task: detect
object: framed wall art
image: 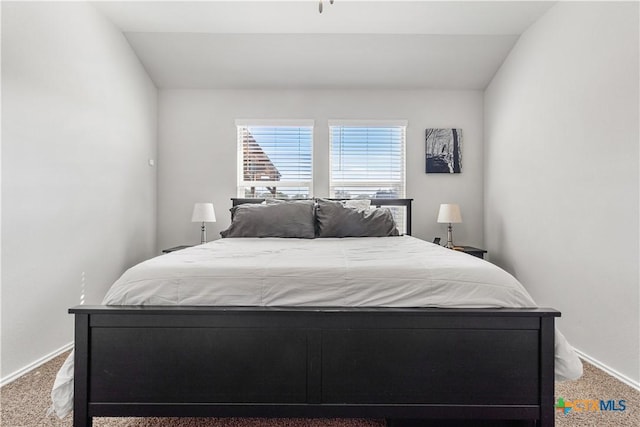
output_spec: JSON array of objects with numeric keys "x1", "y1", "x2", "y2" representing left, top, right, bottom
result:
[{"x1": 425, "y1": 128, "x2": 462, "y2": 174}]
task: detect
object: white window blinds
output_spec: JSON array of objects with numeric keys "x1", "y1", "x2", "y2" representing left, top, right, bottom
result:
[
  {"x1": 329, "y1": 120, "x2": 407, "y2": 199},
  {"x1": 236, "y1": 120, "x2": 313, "y2": 199},
  {"x1": 329, "y1": 120, "x2": 407, "y2": 233}
]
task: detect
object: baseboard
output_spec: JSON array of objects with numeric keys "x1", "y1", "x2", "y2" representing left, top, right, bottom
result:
[
  {"x1": 0, "y1": 341, "x2": 73, "y2": 388},
  {"x1": 574, "y1": 348, "x2": 640, "y2": 391}
]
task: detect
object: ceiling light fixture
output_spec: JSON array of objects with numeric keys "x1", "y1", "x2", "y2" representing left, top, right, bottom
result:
[{"x1": 319, "y1": 0, "x2": 334, "y2": 14}]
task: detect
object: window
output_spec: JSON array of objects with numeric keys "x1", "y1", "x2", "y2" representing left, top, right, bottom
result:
[
  {"x1": 329, "y1": 120, "x2": 406, "y2": 199},
  {"x1": 329, "y1": 120, "x2": 407, "y2": 232},
  {"x1": 236, "y1": 120, "x2": 313, "y2": 199}
]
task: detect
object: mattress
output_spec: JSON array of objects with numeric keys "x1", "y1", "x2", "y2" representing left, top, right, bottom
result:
[{"x1": 51, "y1": 236, "x2": 583, "y2": 418}]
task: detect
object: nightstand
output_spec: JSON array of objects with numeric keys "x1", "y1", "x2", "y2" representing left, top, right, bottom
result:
[
  {"x1": 453, "y1": 246, "x2": 487, "y2": 259},
  {"x1": 162, "y1": 245, "x2": 192, "y2": 254}
]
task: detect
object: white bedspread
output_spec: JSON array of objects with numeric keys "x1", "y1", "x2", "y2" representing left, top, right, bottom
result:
[
  {"x1": 51, "y1": 236, "x2": 583, "y2": 418},
  {"x1": 105, "y1": 236, "x2": 538, "y2": 307}
]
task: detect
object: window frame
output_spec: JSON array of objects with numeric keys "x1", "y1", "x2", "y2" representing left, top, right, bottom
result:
[
  {"x1": 328, "y1": 119, "x2": 408, "y2": 199},
  {"x1": 235, "y1": 119, "x2": 314, "y2": 199}
]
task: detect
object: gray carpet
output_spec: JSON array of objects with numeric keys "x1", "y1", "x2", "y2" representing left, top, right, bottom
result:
[{"x1": 1, "y1": 351, "x2": 638, "y2": 426}]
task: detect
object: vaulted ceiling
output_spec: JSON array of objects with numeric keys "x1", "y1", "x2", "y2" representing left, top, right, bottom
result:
[{"x1": 94, "y1": 1, "x2": 555, "y2": 89}]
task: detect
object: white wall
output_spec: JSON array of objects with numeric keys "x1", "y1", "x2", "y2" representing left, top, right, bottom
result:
[
  {"x1": 484, "y1": 2, "x2": 639, "y2": 383},
  {"x1": 1, "y1": 2, "x2": 157, "y2": 380},
  {"x1": 157, "y1": 89, "x2": 483, "y2": 250}
]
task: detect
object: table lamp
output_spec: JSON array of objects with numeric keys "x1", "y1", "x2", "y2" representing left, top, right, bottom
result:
[
  {"x1": 437, "y1": 204, "x2": 462, "y2": 249},
  {"x1": 191, "y1": 203, "x2": 216, "y2": 244}
]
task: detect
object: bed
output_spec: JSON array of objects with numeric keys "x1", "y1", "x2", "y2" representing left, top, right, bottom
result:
[{"x1": 58, "y1": 198, "x2": 582, "y2": 427}]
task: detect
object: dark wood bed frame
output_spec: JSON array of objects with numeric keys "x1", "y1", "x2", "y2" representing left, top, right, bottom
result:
[{"x1": 70, "y1": 199, "x2": 558, "y2": 427}]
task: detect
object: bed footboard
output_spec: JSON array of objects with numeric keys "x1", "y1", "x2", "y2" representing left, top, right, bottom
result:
[{"x1": 70, "y1": 306, "x2": 557, "y2": 427}]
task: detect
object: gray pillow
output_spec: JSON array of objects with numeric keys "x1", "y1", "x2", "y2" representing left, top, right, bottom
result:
[
  {"x1": 221, "y1": 200, "x2": 315, "y2": 238},
  {"x1": 315, "y1": 199, "x2": 400, "y2": 237}
]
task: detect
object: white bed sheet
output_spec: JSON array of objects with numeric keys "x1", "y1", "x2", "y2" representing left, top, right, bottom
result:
[{"x1": 51, "y1": 236, "x2": 583, "y2": 418}]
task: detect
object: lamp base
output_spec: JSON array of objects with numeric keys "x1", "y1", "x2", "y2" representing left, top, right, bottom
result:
[
  {"x1": 200, "y1": 223, "x2": 207, "y2": 244},
  {"x1": 446, "y1": 223, "x2": 454, "y2": 249}
]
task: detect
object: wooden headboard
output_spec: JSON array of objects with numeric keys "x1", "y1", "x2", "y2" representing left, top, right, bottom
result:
[{"x1": 230, "y1": 198, "x2": 414, "y2": 235}]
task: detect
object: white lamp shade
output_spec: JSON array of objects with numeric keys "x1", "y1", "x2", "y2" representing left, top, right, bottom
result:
[
  {"x1": 437, "y1": 204, "x2": 462, "y2": 223},
  {"x1": 191, "y1": 203, "x2": 216, "y2": 223}
]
